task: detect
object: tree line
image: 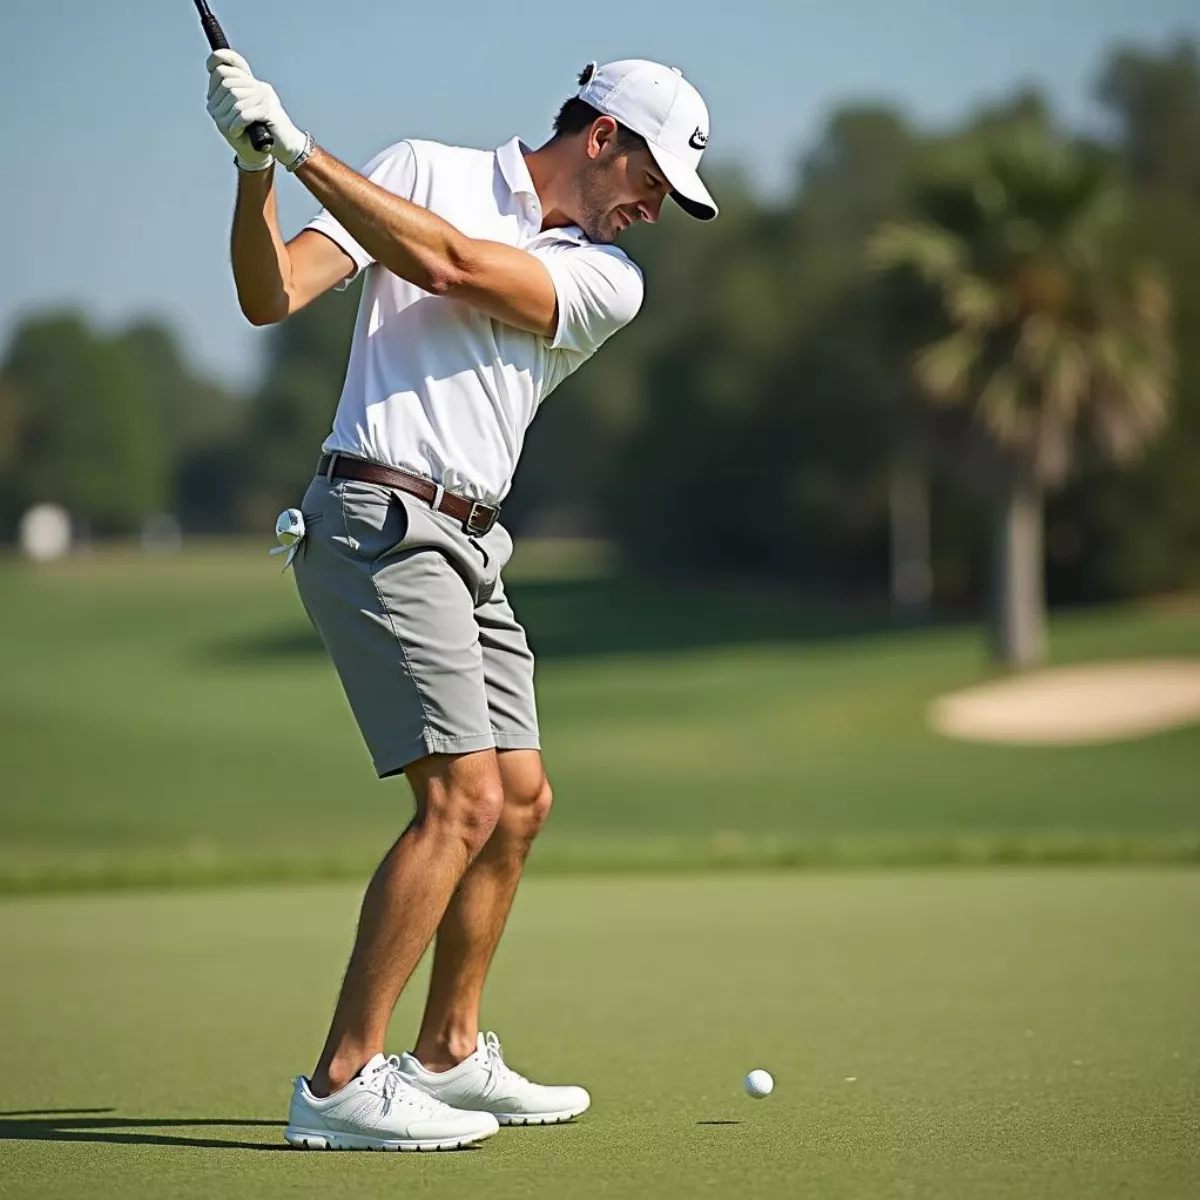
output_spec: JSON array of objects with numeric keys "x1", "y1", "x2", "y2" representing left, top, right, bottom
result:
[{"x1": 3, "y1": 38, "x2": 1198, "y2": 661}]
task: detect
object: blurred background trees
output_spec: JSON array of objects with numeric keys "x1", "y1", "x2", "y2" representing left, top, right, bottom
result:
[
  {"x1": 870, "y1": 115, "x2": 1174, "y2": 665},
  {"x1": 3, "y1": 37, "x2": 1199, "y2": 665}
]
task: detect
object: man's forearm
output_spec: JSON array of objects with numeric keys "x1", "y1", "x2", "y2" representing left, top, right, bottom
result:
[
  {"x1": 295, "y1": 147, "x2": 469, "y2": 295},
  {"x1": 231, "y1": 166, "x2": 294, "y2": 325}
]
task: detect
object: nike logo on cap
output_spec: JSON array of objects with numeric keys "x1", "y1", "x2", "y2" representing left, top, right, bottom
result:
[{"x1": 688, "y1": 127, "x2": 708, "y2": 150}]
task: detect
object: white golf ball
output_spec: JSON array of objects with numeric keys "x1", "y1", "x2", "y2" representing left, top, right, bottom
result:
[{"x1": 744, "y1": 1069, "x2": 774, "y2": 1099}]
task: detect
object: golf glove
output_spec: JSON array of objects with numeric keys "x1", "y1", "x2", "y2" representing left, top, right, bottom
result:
[
  {"x1": 269, "y1": 508, "x2": 306, "y2": 571},
  {"x1": 206, "y1": 50, "x2": 308, "y2": 171}
]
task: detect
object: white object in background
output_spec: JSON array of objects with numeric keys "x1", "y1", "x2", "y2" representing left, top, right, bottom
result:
[
  {"x1": 744, "y1": 1069, "x2": 774, "y2": 1099},
  {"x1": 270, "y1": 508, "x2": 306, "y2": 571},
  {"x1": 18, "y1": 504, "x2": 71, "y2": 562},
  {"x1": 141, "y1": 513, "x2": 183, "y2": 554}
]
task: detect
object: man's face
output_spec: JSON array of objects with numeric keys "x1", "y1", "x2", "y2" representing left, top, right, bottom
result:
[{"x1": 570, "y1": 122, "x2": 670, "y2": 244}]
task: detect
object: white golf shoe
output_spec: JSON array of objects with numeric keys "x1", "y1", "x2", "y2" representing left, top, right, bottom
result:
[
  {"x1": 398, "y1": 1031, "x2": 591, "y2": 1126},
  {"x1": 284, "y1": 1052, "x2": 500, "y2": 1150}
]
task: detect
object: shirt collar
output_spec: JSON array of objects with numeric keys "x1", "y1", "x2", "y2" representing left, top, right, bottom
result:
[
  {"x1": 496, "y1": 136, "x2": 597, "y2": 246},
  {"x1": 496, "y1": 137, "x2": 541, "y2": 209}
]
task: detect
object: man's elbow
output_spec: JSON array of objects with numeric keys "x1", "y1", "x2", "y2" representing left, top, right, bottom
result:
[
  {"x1": 240, "y1": 298, "x2": 289, "y2": 327},
  {"x1": 421, "y1": 234, "x2": 476, "y2": 298},
  {"x1": 422, "y1": 270, "x2": 465, "y2": 298}
]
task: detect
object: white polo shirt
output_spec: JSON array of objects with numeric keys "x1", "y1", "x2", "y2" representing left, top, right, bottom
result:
[{"x1": 305, "y1": 137, "x2": 645, "y2": 504}]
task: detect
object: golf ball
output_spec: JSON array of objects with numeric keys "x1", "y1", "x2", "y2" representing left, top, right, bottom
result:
[{"x1": 744, "y1": 1069, "x2": 774, "y2": 1099}]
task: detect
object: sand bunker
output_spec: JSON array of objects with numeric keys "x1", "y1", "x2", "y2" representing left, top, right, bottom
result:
[{"x1": 929, "y1": 659, "x2": 1200, "y2": 745}]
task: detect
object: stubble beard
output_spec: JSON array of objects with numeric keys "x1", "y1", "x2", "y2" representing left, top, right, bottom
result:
[{"x1": 571, "y1": 160, "x2": 623, "y2": 245}]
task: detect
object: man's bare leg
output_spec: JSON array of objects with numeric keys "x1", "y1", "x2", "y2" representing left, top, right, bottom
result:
[
  {"x1": 410, "y1": 750, "x2": 552, "y2": 1070},
  {"x1": 309, "y1": 749, "x2": 505, "y2": 1097}
]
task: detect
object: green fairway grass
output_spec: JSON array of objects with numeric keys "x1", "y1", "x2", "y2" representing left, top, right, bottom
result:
[
  {"x1": 1, "y1": 545, "x2": 1199, "y2": 890},
  {"x1": 1, "y1": 872, "x2": 1197, "y2": 1199}
]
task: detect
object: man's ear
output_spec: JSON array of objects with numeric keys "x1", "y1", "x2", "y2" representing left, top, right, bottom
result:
[{"x1": 586, "y1": 115, "x2": 620, "y2": 160}]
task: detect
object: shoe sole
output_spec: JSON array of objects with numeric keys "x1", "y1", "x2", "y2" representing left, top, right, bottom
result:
[
  {"x1": 494, "y1": 1105, "x2": 590, "y2": 1127},
  {"x1": 284, "y1": 1126, "x2": 496, "y2": 1151}
]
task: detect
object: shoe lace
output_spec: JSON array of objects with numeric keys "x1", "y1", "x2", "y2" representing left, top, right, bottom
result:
[
  {"x1": 370, "y1": 1054, "x2": 436, "y2": 1117},
  {"x1": 481, "y1": 1031, "x2": 529, "y2": 1100}
]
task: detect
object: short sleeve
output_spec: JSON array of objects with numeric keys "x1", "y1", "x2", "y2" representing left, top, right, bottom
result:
[
  {"x1": 532, "y1": 242, "x2": 645, "y2": 357},
  {"x1": 305, "y1": 141, "x2": 418, "y2": 288}
]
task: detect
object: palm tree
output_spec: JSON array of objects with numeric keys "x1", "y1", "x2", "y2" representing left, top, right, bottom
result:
[{"x1": 869, "y1": 121, "x2": 1174, "y2": 666}]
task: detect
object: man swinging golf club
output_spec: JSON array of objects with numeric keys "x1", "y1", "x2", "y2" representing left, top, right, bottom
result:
[{"x1": 205, "y1": 49, "x2": 717, "y2": 1151}]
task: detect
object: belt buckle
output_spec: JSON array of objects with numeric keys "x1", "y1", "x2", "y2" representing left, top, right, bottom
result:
[{"x1": 465, "y1": 501, "x2": 498, "y2": 536}]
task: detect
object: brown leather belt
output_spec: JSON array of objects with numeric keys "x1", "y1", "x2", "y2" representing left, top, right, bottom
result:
[{"x1": 316, "y1": 453, "x2": 500, "y2": 536}]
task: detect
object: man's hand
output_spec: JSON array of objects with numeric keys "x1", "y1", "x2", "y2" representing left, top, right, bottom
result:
[{"x1": 206, "y1": 50, "x2": 308, "y2": 170}]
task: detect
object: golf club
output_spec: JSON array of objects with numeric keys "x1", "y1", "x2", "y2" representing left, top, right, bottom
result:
[{"x1": 192, "y1": 0, "x2": 274, "y2": 152}]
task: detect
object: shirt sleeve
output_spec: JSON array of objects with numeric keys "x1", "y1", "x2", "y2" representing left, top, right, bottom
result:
[
  {"x1": 304, "y1": 140, "x2": 418, "y2": 288},
  {"x1": 532, "y1": 241, "x2": 645, "y2": 356}
]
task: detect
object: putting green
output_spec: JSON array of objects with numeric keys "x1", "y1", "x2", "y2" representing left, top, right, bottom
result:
[{"x1": 2, "y1": 871, "x2": 1197, "y2": 1198}]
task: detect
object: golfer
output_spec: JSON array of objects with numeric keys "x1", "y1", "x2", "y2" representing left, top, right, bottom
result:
[{"x1": 206, "y1": 51, "x2": 717, "y2": 1151}]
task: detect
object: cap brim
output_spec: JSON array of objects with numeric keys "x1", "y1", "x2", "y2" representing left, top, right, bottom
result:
[{"x1": 647, "y1": 142, "x2": 718, "y2": 220}]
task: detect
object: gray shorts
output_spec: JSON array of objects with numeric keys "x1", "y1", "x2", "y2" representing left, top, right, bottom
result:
[{"x1": 292, "y1": 474, "x2": 540, "y2": 777}]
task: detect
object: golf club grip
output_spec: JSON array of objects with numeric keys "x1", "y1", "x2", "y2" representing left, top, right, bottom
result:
[
  {"x1": 199, "y1": 10, "x2": 275, "y2": 152},
  {"x1": 245, "y1": 122, "x2": 275, "y2": 153}
]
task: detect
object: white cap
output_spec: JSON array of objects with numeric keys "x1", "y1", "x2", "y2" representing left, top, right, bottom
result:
[{"x1": 577, "y1": 59, "x2": 717, "y2": 220}]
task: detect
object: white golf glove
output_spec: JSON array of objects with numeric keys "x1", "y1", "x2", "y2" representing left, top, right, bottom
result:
[{"x1": 206, "y1": 49, "x2": 309, "y2": 171}]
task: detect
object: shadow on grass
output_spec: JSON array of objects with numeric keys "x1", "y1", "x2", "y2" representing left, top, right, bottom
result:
[
  {"x1": 696, "y1": 1120, "x2": 742, "y2": 1126},
  {"x1": 0, "y1": 1108, "x2": 115, "y2": 1117},
  {"x1": 206, "y1": 576, "x2": 915, "y2": 665},
  {"x1": 0, "y1": 1108, "x2": 488, "y2": 1153},
  {"x1": 0, "y1": 1109, "x2": 289, "y2": 1153}
]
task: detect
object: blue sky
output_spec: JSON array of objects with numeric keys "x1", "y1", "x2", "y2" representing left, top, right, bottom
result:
[{"x1": 1, "y1": 0, "x2": 1196, "y2": 390}]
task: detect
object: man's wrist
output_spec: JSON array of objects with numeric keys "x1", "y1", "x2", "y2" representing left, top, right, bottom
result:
[
  {"x1": 284, "y1": 132, "x2": 317, "y2": 173},
  {"x1": 236, "y1": 153, "x2": 274, "y2": 173}
]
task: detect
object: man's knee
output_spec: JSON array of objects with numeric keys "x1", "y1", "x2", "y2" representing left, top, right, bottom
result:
[
  {"x1": 412, "y1": 755, "x2": 505, "y2": 859},
  {"x1": 499, "y1": 774, "x2": 553, "y2": 849}
]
